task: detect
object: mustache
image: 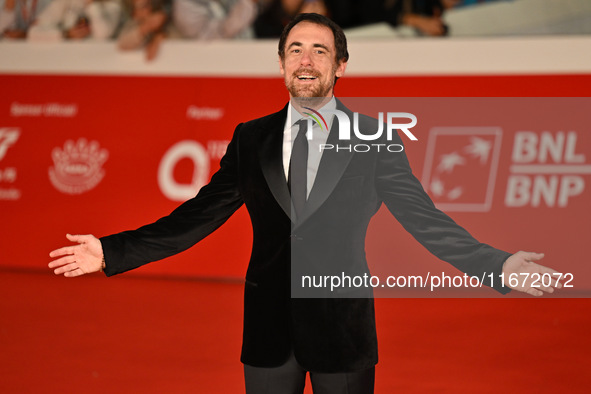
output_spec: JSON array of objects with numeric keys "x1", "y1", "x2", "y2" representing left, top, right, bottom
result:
[{"x1": 292, "y1": 68, "x2": 321, "y2": 77}]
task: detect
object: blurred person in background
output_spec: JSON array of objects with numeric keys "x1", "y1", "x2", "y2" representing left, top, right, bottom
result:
[
  {"x1": 395, "y1": 0, "x2": 459, "y2": 36},
  {"x1": 326, "y1": 0, "x2": 460, "y2": 37},
  {"x1": 253, "y1": 0, "x2": 328, "y2": 38},
  {"x1": 172, "y1": 0, "x2": 259, "y2": 40},
  {"x1": 253, "y1": 0, "x2": 458, "y2": 38},
  {"x1": 0, "y1": 0, "x2": 52, "y2": 38},
  {"x1": 27, "y1": 0, "x2": 122, "y2": 40},
  {"x1": 117, "y1": 0, "x2": 169, "y2": 60}
]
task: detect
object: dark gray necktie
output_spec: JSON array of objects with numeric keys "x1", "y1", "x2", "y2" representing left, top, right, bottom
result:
[{"x1": 288, "y1": 119, "x2": 308, "y2": 219}]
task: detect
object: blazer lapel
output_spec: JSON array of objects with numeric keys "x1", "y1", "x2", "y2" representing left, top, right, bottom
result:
[{"x1": 258, "y1": 105, "x2": 293, "y2": 219}]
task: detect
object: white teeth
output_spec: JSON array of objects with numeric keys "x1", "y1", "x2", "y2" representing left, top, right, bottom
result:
[{"x1": 298, "y1": 75, "x2": 317, "y2": 80}]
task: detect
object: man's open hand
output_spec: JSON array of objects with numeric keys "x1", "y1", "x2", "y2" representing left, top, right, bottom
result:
[
  {"x1": 49, "y1": 234, "x2": 104, "y2": 277},
  {"x1": 502, "y1": 251, "x2": 563, "y2": 296}
]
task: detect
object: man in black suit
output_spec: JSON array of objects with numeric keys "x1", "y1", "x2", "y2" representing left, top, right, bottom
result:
[{"x1": 49, "y1": 13, "x2": 562, "y2": 394}]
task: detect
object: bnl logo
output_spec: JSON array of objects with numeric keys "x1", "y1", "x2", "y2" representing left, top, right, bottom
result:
[
  {"x1": 506, "y1": 131, "x2": 587, "y2": 207},
  {"x1": 422, "y1": 129, "x2": 587, "y2": 211}
]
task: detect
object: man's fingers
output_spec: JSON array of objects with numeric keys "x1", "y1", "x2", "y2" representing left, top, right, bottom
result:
[
  {"x1": 66, "y1": 233, "x2": 86, "y2": 243},
  {"x1": 53, "y1": 262, "x2": 78, "y2": 275},
  {"x1": 538, "y1": 265, "x2": 564, "y2": 289},
  {"x1": 48, "y1": 255, "x2": 76, "y2": 269},
  {"x1": 64, "y1": 268, "x2": 83, "y2": 278},
  {"x1": 49, "y1": 234, "x2": 85, "y2": 257},
  {"x1": 50, "y1": 234, "x2": 93, "y2": 258},
  {"x1": 535, "y1": 284, "x2": 555, "y2": 293},
  {"x1": 528, "y1": 263, "x2": 564, "y2": 289},
  {"x1": 522, "y1": 251, "x2": 545, "y2": 262},
  {"x1": 49, "y1": 246, "x2": 76, "y2": 258},
  {"x1": 509, "y1": 268, "x2": 561, "y2": 296},
  {"x1": 53, "y1": 262, "x2": 91, "y2": 277},
  {"x1": 525, "y1": 287, "x2": 544, "y2": 297},
  {"x1": 516, "y1": 280, "x2": 561, "y2": 296}
]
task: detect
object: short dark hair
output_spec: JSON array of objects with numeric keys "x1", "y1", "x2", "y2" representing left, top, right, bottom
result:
[{"x1": 278, "y1": 13, "x2": 349, "y2": 64}]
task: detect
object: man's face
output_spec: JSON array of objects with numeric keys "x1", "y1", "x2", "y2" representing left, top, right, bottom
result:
[{"x1": 279, "y1": 21, "x2": 347, "y2": 99}]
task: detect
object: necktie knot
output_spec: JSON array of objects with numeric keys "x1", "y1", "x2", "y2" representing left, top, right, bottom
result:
[{"x1": 294, "y1": 118, "x2": 309, "y2": 137}]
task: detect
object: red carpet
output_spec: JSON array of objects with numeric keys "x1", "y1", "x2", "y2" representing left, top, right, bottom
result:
[{"x1": 1, "y1": 270, "x2": 589, "y2": 393}]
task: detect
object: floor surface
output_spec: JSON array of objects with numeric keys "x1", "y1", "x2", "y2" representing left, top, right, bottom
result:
[{"x1": 1, "y1": 270, "x2": 589, "y2": 393}]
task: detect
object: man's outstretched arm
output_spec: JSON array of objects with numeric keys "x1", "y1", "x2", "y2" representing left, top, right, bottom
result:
[
  {"x1": 373, "y1": 123, "x2": 564, "y2": 296},
  {"x1": 49, "y1": 234, "x2": 105, "y2": 277},
  {"x1": 48, "y1": 122, "x2": 245, "y2": 278}
]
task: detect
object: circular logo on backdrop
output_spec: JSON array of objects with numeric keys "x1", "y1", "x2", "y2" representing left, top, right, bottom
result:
[
  {"x1": 49, "y1": 138, "x2": 109, "y2": 195},
  {"x1": 158, "y1": 140, "x2": 210, "y2": 201}
]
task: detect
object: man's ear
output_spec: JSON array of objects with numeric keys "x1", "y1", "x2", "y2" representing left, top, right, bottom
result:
[
  {"x1": 279, "y1": 56, "x2": 285, "y2": 76},
  {"x1": 335, "y1": 60, "x2": 347, "y2": 78}
]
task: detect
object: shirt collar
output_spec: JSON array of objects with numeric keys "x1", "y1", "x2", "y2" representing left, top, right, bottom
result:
[{"x1": 287, "y1": 97, "x2": 337, "y2": 130}]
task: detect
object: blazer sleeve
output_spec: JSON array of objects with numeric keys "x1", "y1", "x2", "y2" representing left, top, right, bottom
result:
[
  {"x1": 375, "y1": 132, "x2": 512, "y2": 294},
  {"x1": 100, "y1": 124, "x2": 245, "y2": 276}
]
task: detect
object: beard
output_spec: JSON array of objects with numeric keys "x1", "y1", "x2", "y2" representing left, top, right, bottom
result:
[{"x1": 285, "y1": 67, "x2": 336, "y2": 99}]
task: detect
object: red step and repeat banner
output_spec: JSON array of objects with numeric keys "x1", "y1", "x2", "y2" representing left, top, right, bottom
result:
[{"x1": 1, "y1": 73, "x2": 590, "y2": 293}]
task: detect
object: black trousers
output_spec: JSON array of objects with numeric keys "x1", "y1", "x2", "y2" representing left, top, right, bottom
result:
[{"x1": 243, "y1": 352, "x2": 375, "y2": 394}]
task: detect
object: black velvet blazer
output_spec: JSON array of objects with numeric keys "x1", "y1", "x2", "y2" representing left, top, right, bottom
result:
[{"x1": 101, "y1": 101, "x2": 511, "y2": 373}]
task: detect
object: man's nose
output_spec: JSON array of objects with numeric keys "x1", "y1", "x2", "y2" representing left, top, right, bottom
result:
[{"x1": 300, "y1": 50, "x2": 313, "y2": 67}]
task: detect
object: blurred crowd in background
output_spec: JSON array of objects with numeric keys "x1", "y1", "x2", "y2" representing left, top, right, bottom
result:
[
  {"x1": 0, "y1": 0, "x2": 495, "y2": 48},
  {"x1": 0, "y1": 0, "x2": 586, "y2": 60}
]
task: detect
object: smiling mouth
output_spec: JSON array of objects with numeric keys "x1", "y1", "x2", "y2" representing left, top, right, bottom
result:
[
  {"x1": 297, "y1": 75, "x2": 318, "y2": 81},
  {"x1": 294, "y1": 68, "x2": 320, "y2": 81}
]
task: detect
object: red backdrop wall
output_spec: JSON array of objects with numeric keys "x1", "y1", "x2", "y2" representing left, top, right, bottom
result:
[{"x1": 1, "y1": 73, "x2": 589, "y2": 293}]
